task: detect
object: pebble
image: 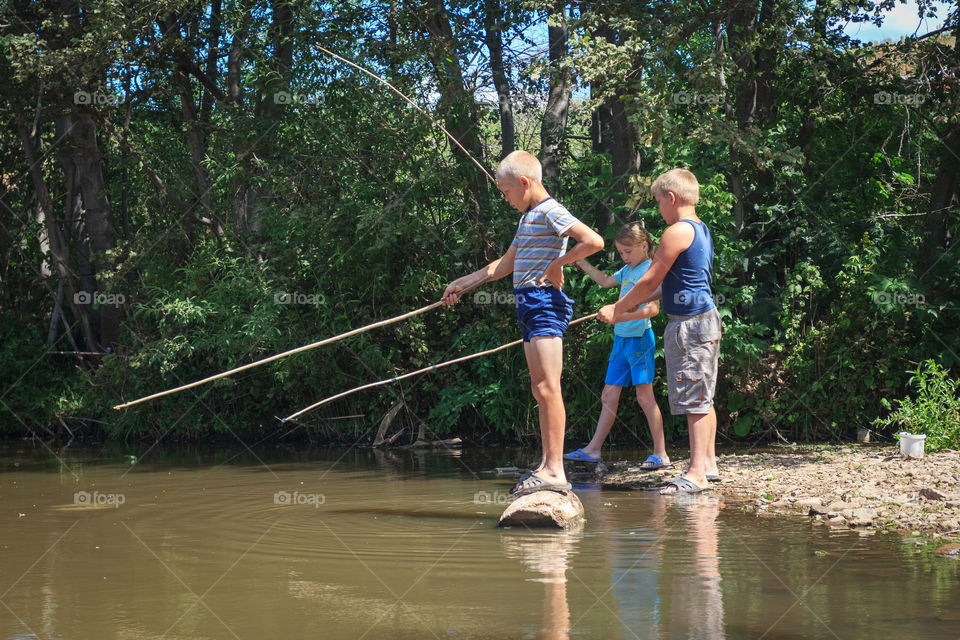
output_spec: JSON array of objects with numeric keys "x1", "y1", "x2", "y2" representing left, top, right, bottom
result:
[{"x1": 601, "y1": 445, "x2": 959, "y2": 538}]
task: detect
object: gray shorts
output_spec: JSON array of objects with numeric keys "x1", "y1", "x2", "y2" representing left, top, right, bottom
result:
[{"x1": 663, "y1": 307, "x2": 722, "y2": 415}]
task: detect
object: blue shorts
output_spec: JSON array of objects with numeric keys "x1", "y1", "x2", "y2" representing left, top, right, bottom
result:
[
  {"x1": 514, "y1": 287, "x2": 574, "y2": 342},
  {"x1": 605, "y1": 330, "x2": 655, "y2": 386}
]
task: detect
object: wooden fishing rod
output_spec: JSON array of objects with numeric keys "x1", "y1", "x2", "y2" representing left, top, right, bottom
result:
[
  {"x1": 282, "y1": 313, "x2": 598, "y2": 423},
  {"x1": 117, "y1": 46, "x2": 504, "y2": 413},
  {"x1": 113, "y1": 280, "x2": 487, "y2": 410}
]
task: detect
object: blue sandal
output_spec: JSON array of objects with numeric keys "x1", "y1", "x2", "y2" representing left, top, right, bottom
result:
[
  {"x1": 639, "y1": 454, "x2": 670, "y2": 471},
  {"x1": 563, "y1": 448, "x2": 601, "y2": 463}
]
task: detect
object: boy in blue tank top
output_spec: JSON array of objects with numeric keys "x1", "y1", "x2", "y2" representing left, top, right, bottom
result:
[
  {"x1": 564, "y1": 223, "x2": 668, "y2": 469},
  {"x1": 443, "y1": 151, "x2": 604, "y2": 496},
  {"x1": 598, "y1": 169, "x2": 722, "y2": 494}
]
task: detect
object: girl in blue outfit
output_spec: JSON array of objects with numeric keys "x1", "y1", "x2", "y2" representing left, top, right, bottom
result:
[{"x1": 565, "y1": 223, "x2": 669, "y2": 469}]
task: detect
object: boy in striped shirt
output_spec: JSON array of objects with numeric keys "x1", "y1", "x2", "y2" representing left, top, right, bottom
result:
[{"x1": 443, "y1": 151, "x2": 603, "y2": 496}]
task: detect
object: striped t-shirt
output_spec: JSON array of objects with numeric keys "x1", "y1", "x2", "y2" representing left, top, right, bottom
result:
[{"x1": 510, "y1": 198, "x2": 580, "y2": 289}]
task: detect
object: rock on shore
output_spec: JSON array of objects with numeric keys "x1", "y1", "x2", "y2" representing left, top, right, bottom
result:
[{"x1": 601, "y1": 445, "x2": 960, "y2": 537}]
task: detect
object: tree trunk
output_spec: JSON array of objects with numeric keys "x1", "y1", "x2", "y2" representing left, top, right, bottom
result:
[
  {"x1": 588, "y1": 6, "x2": 641, "y2": 230},
  {"x1": 424, "y1": 0, "x2": 488, "y2": 200},
  {"x1": 541, "y1": 2, "x2": 570, "y2": 195},
  {"x1": 923, "y1": 123, "x2": 958, "y2": 261},
  {"x1": 484, "y1": 0, "x2": 515, "y2": 159},
  {"x1": 17, "y1": 117, "x2": 98, "y2": 354},
  {"x1": 54, "y1": 105, "x2": 120, "y2": 350}
]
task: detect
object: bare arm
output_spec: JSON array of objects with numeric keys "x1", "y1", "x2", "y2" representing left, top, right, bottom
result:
[
  {"x1": 442, "y1": 244, "x2": 517, "y2": 305},
  {"x1": 575, "y1": 259, "x2": 619, "y2": 288},
  {"x1": 616, "y1": 299, "x2": 660, "y2": 322},
  {"x1": 538, "y1": 222, "x2": 604, "y2": 289}
]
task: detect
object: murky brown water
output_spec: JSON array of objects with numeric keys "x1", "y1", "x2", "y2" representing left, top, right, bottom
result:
[{"x1": 1, "y1": 443, "x2": 958, "y2": 639}]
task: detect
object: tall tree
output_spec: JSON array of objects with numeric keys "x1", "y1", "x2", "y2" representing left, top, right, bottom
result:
[
  {"x1": 540, "y1": 1, "x2": 570, "y2": 194},
  {"x1": 484, "y1": 0, "x2": 515, "y2": 158},
  {"x1": 423, "y1": 0, "x2": 488, "y2": 202}
]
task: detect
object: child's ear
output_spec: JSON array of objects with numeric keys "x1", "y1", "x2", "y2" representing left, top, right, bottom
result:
[{"x1": 519, "y1": 176, "x2": 530, "y2": 189}]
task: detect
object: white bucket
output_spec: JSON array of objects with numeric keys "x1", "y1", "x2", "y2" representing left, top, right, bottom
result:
[{"x1": 899, "y1": 432, "x2": 926, "y2": 459}]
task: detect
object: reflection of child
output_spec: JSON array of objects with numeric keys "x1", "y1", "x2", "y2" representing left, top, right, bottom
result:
[{"x1": 564, "y1": 223, "x2": 668, "y2": 469}]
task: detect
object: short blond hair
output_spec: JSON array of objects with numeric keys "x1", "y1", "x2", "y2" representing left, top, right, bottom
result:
[
  {"x1": 650, "y1": 168, "x2": 700, "y2": 205},
  {"x1": 496, "y1": 150, "x2": 542, "y2": 185}
]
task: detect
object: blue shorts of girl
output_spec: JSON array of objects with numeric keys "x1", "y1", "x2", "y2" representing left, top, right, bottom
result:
[
  {"x1": 605, "y1": 329, "x2": 655, "y2": 386},
  {"x1": 514, "y1": 287, "x2": 574, "y2": 342}
]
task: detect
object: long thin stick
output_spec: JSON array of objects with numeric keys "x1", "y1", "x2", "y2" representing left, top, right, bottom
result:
[
  {"x1": 113, "y1": 281, "x2": 486, "y2": 410},
  {"x1": 282, "y1": 313, "x2": 598, "y2": 422},
  {"x1": 314, "y1": 44, "x2": 497, "y2": 187}
]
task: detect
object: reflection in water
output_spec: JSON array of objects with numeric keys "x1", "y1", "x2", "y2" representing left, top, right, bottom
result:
[
  {"x1": 608, "y1": 494, "x2": 665, "y2": 640},
  {"x1": 667, "y1": 494, "x2": 725, "y2": 640},
  {"x1": 3, "y1": 445, "x2": 960, "y2": 639},
  {"x1": 502, "y1": 532, "x2": 579, "y2": 640},
  {"x1": 605, "y1": 493, "x2": 725, "y2": 640}
]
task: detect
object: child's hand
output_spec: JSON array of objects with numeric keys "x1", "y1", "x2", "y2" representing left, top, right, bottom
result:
[
  {"x1": 598, "y1": 304, "x2": 618, "y2": 324},
  {"x1": 442, "y1": 280, "x2": 467, "y2": 306},
  {"x1": 537, "y1": 261, "x2": 564, "y2": 290}
]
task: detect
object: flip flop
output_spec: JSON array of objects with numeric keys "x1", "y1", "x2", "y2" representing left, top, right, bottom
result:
[
  {"x1": 659, "y1": 475, "x2": 705, "y2": 495},
  {"x1": 639, "y1": 454, "x2": 671, "y2": 471},
  {"x1": 706, "y1": 473, "x2": 722, "y2": 483},
  {"x1": 564, "y1": 448, "x2": 601, "y2": 463},
  {"x1": 509, "y1": 473, "x2": 573, "y2": 497}
]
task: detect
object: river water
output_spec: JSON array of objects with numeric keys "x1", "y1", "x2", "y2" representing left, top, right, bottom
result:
[{"x1": 1, "y1": 442, "x2": 958, "y2": 639}]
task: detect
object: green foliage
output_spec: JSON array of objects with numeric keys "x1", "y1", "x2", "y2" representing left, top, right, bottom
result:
[
  {"x1": 1, "y1": 0, "x2": 957, "y2": 445},
  {"x1": 873, "y1": 361, "x2": 960, "y2": 452}
]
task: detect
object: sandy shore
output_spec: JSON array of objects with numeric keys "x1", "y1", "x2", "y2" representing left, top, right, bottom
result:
[{"x1": 597, "y1": 445, "x2": 960, "y2": 544}]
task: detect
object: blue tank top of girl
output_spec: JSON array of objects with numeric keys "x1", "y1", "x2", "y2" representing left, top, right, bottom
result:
[{"x1": 662, "y1": 219, "x2": 715, "y2": 316}]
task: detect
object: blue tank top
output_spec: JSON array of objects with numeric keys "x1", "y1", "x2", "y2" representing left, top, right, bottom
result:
[{"x1": 662, "y1": 219, "x2": 715, "y2": 316}]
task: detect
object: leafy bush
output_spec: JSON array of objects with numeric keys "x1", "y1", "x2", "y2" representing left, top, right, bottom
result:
[{"x1": 873, "y1": 360, "x2": 960, "y2": 452}]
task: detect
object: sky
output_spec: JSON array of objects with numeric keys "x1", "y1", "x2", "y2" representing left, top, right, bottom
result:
[{"x1": 842, "y1": 0, "x2": 952, "y2": 42}]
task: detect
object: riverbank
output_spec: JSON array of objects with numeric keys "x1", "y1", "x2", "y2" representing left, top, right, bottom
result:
[{"x1": 599, "y1": 444, "x2": 960, "y2": 542}]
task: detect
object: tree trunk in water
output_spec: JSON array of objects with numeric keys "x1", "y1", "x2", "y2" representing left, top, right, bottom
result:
[
  {"x1": 484, "y1": 0, "x2": 515, "y2": 159},
  {"x1": 541, "y1": 2, "x2": 570, "y2": 195}
]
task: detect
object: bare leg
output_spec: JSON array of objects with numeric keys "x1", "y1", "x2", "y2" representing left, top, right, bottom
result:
[
  {"x1": 635, "y1": 383, "x2": 668, "y2": 464},
  {"x1": 580, "y1": 384, "x2": 622, "y2": 459},
  {"x1": 705, "y1": 412, "x2": 718, "y2": 476},
  {"x1": 523, "y1": 336, "x2": 566, "y2": 485},
  {"x1": 661, "y1": 407, "x2": 715, "y2": 492}
]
